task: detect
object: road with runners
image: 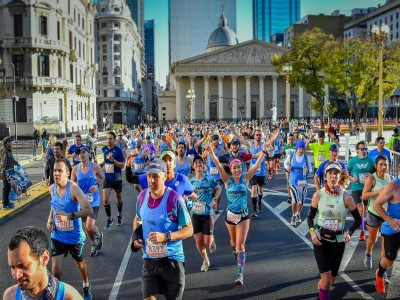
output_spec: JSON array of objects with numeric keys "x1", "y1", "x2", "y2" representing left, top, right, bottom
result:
[{"x1": 1, "y1": 161, "x2": 399, "y2": 299}]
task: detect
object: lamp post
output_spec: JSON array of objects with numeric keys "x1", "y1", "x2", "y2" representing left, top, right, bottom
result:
[
  {"x1": 283, "y1": 65, "x2": 292, "y2": 123},
  {"x1": 372, "y1": 24, "x2": 389, "y2": 137},
  {"x1": 186, "y1": 89, "x2": 195, "y2": 122}
]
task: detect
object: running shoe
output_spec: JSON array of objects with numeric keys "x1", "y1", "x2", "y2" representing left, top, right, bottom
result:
[
  {"x1": 290, "y1": 216, "x2": 296, "y2": 226},
  {"x1": 95, "y1": 232, "x2": 103, "y2": 251},
  {"x1": 257, "y1": 201, "x2": 263, "y2": 213},
  {"x1": 296, "y1": 215, "x2": 301, "y2": 223},
  {"x1": 364, "y1": 253, "x2": 372, "y2": 269},
  {"x1": 90, "y1": 244, "x2": 99, "y2": 257},
  {"x1": 273, "y1": 169, "x2": 277, "y2": 175},
  {"x1": 83, "y1": 284, "x2": 92, "y2": 300},
  {"x1": 117, "y1": 215, "x2": 123, "y2": 226},
  {"x1": 375, "y1": 269, "x2": 385, "y2": 294},
  {"x1": 359, "y1": 230, "x2": 366, "y2": 241},
  {"x1": 287, "y1": 198, "x2": 292, "y2": 204},
  {"x1": 201, "y1": 259, "x2": 210, "y2": 272},
  {"x1": 251, "y1": 211, "x2": 258, "y2": 218},
  {"x1": 209, "y1": 239, "x2": 217, "y2": 254},
  {"x1": 268, "y1": 175, "x2": 272, "y2": 180},
  {"x1": 235, "y1": 269, "x2": 244, "y2": 285},
  {"x1": 2, "y1": 203, "x2": 14, "y2": 210},
  {"x1": 384, "y1": 271, "x2": 390, "y2": 284},
  {"x1": 105, "y1": 218, "x2": 113, "y2": 230}
]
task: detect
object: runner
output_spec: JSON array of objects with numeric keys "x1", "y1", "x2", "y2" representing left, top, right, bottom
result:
[
  {"x1": 67, "y1": 134, "x2": 85, "y2": 166},
  {"x1": 175, "y1": 142, "x2": 193, "y2": 176},
  {"x1": 115, "y1": 132, "x2": 128, "y2": 159},
  {"x1": 186, "y1": 134, "x2": 201, "y2": 160},
  {"x1": 308, "y1": 162, "x2": 361, "y2": 300},
  {"x1": 45, "y1": 141, "x2": 72, "y2": 186},
  {"x1": 143, "y1": 136, "x2": 157, "y2": 161},
  {"x1": 348, "y1": 141, "x2": 375, "y2": 241},
  {"x1": 206, "y1": 143, "x2": 267, "y2": 285},
  {"x1": 4, "y1": 226, "x2": 82, "y2": 300},
  {"x1": 284, "y1": 133, "x2": 297, "y2": 204},
  {"x1": 284, "y1": 140, "x2": 312, "y2": 226},
  {"x1": 273, "y1": 135, "x2": 283, "y2": 174},
  {"x1": 264, "y1": 133, "x2": 275, "y2": 180},
  {"x1": 157, "y1": 132, "x2": 171, "y2": 152},
  {"x1": 306, "y1": 131, "x2": 332, "y2": 173},
  {"x1": 368, "y1": 136, "x2": 391, "y2": 166},
  {"x1": 71, "y1": 146, "x2": 105, "y2": 257},
  {"x1": 99, "y1": 131, "x2": 125, "y2": 229},
  {"x1": 131, "y1": 159, "x2": 193, "y2": 300},
  {"x1": 190, "y1": 155, "x2": 221, "y2": 272},
  {"x1": 46, "y1": 158, "x2": 94, "y2": 300},
  {"x1": 125, "y1": 139, "x2": 147, "y2": 192}
]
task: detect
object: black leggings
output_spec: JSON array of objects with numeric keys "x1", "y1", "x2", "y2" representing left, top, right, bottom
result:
[{"x1": 313, "y1": 239, "x2": 345, "y2": 276}]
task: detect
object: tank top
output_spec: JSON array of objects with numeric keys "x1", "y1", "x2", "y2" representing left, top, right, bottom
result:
[
  {"x1": 250, "y1": 142, "x2": 266, "y2": 176},
  {"x1": 140, "y1": 188, "x2": 185, "y2": 262},
  {"x1": 226, "y1": 175, "x2": 248, "y2": 213},
  {"x1": 174, "y1": 156, "x2": 191, "y2": 176},
  {"x1": 16, "y1": 275, "x2": 65, "y2": 300},
  {"x1": 207, "y1": 146, "x2": 222, "y2": 180},
  {"x1": 159, "y1": 140, "x2": 169, "y2": 152},
  {"x1": 50, "y1": 181, "x2": 85, "y2": 244},
  {"x1": 368, "y1": 173, "x2": 391, "y2": 216},
  {"x1": 288, "y1": 155, "x2": 308, "y2": 186},
  {"x1": 382, "y1": 178, "x2": 400, "y2": 235},
  {"x1": 317, "y1": 188, "x2": 346, "y2": 242},
  {"x1": 189, "y1": 174, "x2": 215, "y2": 216},
  {"x1": 77, "y1": 162, "x2": 100, "y2": 207},
  {"x1": 133, "y1": 148, "x2": 146, "y2": 173},
  {"x1": 186, "y1": 144, "x2": 198, "y2": 160}
]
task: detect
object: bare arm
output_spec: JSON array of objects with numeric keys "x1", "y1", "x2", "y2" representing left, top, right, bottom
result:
[
  {"x1": 93, "y1": 163, "x2": 105, "y2": 189},
  {"x1": 264, "y1": 129, "x2": 280, "y2": 148},
  {"x1": 314, "y1": 173, "x2": 321, "y2": 191},
  {"x1": 206, "y1": 145, "x2": 230, "y2": 184},
  {"x1": 305, "y1": 133, "x2": 316, "y2": 150},
  {"x1": 244, "y1": 150, "x2": 266, "y2": 181},
  {"x1": 70, "y1": 165, "x2": 78, "y2": 183},
  {"x1": 69, "y1": 183, "x2": 93, "y2": 218},
  {"x1": 151, "y1": 222, "x2": 194, "y2": 244},
  {"x1": 64, "y1": 284, "x2": 84, "y2": 300},
  {"x1": 362, "y1": 176, "x2": 379, "y2": 200},
  {"x1": 374, "y1": 181, "x2": 400, "y2": 231},
  {"x1": 194, "y1": 135, "x2": 205, "y2": 148}
]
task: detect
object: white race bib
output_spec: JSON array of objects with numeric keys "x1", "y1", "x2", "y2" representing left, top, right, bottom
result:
[
  {"x1": 359, "y1": 173, "x2": 369, "y2": 184},
  {"x1": 323, "y1": 219, "x2": 341, "y2": 231},
  {"x1": 105, "y1": 163, "x2": 114, "y2": 174},
  {"x1": 86, "y1": 193, "x2": 93, "y2": 203},
  {"x1": 55, "y1": 219, "x2": 74, "y2": 231},
  {"x1": 298, "y1": 180, "x2": 307, "y2": 187},
  {"x1": 318, "y1": 154, "x2": 326, "y2": 162},
  {"x1": 192, "y1": 201, "x2": 206, "y2": 214},
  {"x1": 134, "y1": 163, "x2": 144, "y2": 170},
  {"x1": 227, "y1": 210, "x2": 241, "y2": 224},
  {"x1": 210, "y1": 167, "x2": 218, "y2": 175},
  {"x1": 188, "y1": 154, "x2": 194, "y2": 160},
  {"x1": 146, "y1": 238, "x2": 168, "y2": 258}
]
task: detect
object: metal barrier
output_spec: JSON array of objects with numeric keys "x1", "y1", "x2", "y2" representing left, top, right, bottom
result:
[
  {"x1": 12, "y1": 140, "x2": 37, "y2": 157},
  {"x1": 388, "y1": 149, "x2": 400, "y2": 178}
]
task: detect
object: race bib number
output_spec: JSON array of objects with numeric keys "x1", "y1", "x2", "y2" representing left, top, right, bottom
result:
[
  {"x1": 146, "y1": 239, "x2": 168, "y2": 258},
  {"x1": 298, "y1": 180, "x2": 307, "y2": 187},
  {"x1": 105, "y1": 163, "x2": 114, "y2": 174},
  {"x1": 318, "y1": 154, "x2": 326, "y2": 162},
  {"x1": 192, "y1": 201, "x2": 206, "y2": 214},
  {"x1": 86, "y1": 193, "x2": 93, "y2": 203},
  {"x1": 55, "y1": 219, "x2": 74, "y2": 231},
  {"x1": 210, "y1": 167, "x2": 218, "y2": 175},
  {"x1": 134, "y1": 163, "x2": 144, "y2": 171},
  {"x1": 188, "y1": 154, "x2": 194, "y2": 160},
  {"x1": 359, "y1": 173, "x2": 369, "y2": 184},
  {"x1": 323, "y1": 219, "x2": 341, "y2": 231},
  {"x1": 227, "y1": 210, "x2": 241, "y2": 224}
]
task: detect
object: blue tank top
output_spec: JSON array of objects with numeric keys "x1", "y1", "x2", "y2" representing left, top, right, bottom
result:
[
  {"x1": 174, "y1": 156, "x2": 191, "y2": 175},
  {"x1": 15, "y1": 282, "x2": 65, "y2": 300},
  {"x1": 77, "y1": 162, "x2": 100, "y2": 207},
  {"x1": 50, "y1": 181, "x2": 85, "y2": 244},
  {"x1": 133, "y1": 148, "x2": 146, "y2": 173},
  {"x1": 186, "y1": 144, "x2": 198, "y2": 158},
  {"x1": 226, "y1": 175, "x2": 248, "y2": 213},
  {"x1": 140, "y1": 188, "x2": 185, "y2": 262},
  {"x1": 159, "y1": 140, "x2": 169, "y2": 152},
  {"x1": 207, "y1": 146, "x2": 222, "y2": 180},
  {"x1": 382, "y1": 178, "x2": 400, "y2": 235},
  {"x1": 189, "y1": 174, "x2": 216, "y2": 215},
  {"x1": 250, "y1": 142, "x2": 266, "y2": 176},
  {"x1": 288, "y1": 155, "x2": 308, "y2": 186}
]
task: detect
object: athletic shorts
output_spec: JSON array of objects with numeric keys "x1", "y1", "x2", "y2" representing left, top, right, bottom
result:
[
  {"x1": 289, "y1": 185, "x2": 307, "y2": 205},
  {"x1": 313, "y1": 239, "x2": 345, "y2": 277},
  {"x1": 50, "y1": 238, "x2": 85, "y2": 262},
  {"x1": 366, "y1": 210, "x2": 384, "y2": 228},
  {"x1": 142, "y1": 258, "x2": 185, "y2": 300},
  {"x1": 382, "y1": 232, "x2": 400, "y2": 261},
  {"x1": 274, "y1": 154, "x2": 282, "y2": 159},
  {"x1": 103, "y1": 179, "x2": 123, "y2": 193},
  {"x1": 132, "y1": 172, "x2": 145, "y2": 185},
  {"x1": 192, "y1": 214, "x2": 213, "y2": 235},
  {"x1": 82, "y1": 206, "x2": 99, "y2": 222},
  {"x1": 250, "y1": 175, "x2": 265, "y2": 187},
  {"x1": 352, "y1": 190, "x2": 366, "y2": 205},
  {"x1": 267, "y1": 156, "x2": 274, "y2": 162},
  {"x1": 225, "y1": 209, "x2": 249, "y2": 226}
]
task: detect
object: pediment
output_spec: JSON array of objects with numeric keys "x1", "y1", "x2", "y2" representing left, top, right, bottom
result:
[{"x1": 175, "y1": 40, "x2": 286, "y2": 66}]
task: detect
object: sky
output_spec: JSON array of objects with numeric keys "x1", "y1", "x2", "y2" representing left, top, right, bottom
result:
[{"x1": 144, "y1": 0, "x2": 386, "y2": 88}]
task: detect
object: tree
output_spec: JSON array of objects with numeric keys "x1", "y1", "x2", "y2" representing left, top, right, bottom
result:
[{"x1": 272, "y1": 28, "x2": 334, "y2": 128}]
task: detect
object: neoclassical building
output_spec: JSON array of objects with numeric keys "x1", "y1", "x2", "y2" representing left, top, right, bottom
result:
[{"x1": 158, "y1": 12, "x2": 313, "y2": 122}]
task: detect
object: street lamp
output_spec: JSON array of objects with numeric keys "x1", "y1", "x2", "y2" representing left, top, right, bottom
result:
[
  {"x1": 372, "y1": 23, "x2": 389, "y2": 137},
  {"x1": 186, "y1": 89, "x2": 195, "y2": 122},
  {"x1": 283, "y1": 65, "x2": 292, "y2": 122}
]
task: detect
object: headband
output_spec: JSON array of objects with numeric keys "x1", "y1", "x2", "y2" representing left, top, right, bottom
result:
[{"x1": 230, "y1": 159, "x2": 241, "y2": 168}]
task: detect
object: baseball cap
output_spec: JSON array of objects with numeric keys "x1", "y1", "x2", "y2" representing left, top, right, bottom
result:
[
  {"x1": 324, "y1": 163, "x2": 342, "y2": 174},
  {"x1": 76, "y1": 146, "x2": 90, "y2": 154},
  {"x1": 296, "y1": 140, "x2": 306, "y2": 149},
  {"x1": 161, "y1": 149, "x2": 176, "y2": 160},
  {"x1": 212, "y1": 134, "x2": 219, "y2": 140},
  {"x1": 161, "y1": 132, "x2": 167, "y2": 136},
  {"x1": 329, "y1": 144, "x2": 339, "y2": 151},
  {"x1": 318, "y1": 130, "x2": 325, "y2": 137},
  {"x1": 192, "y1": 155, "x2": 204, "y2": 164},
  {"x1": 231, "y1": 139, "x2": 240, "y2": 145},
  {"x1": 145, "y1": 159, "x2": 167, "y2": 174}
]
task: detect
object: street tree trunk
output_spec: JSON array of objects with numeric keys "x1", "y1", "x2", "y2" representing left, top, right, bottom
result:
[{"x1": 319, "y1": 97, "x2": 325, "y2": 129}]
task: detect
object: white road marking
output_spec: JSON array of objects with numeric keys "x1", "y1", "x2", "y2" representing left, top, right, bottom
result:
[
  {"x1": 387, "y1": 257, "x2": 400, "y2": 298},
  {"x1": 274, "y1": 201, "x2": 290, "y2": 214}
]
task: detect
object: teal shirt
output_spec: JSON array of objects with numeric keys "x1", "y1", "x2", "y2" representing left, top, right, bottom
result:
[{"x1": 347, "y1": 156, "x2": 375, "y2": 192}]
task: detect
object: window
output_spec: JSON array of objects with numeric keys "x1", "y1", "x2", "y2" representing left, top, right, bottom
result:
[
  {"x1": 79, "y1": 41, "x2": 81, "y2": 58},
  {"x1": 114, "y1": 55, "x2": 120, "y2": 61},
  {"x1": 102, "y1": 55, "x2": 107, "y2": 61},
  {"x1": 101, "y1": 22, "x2": 106, "y2": 28},
  {"x1": 114, "y1": 22, "x2": 120, "y2": 28},
  {"x1": 103, "y1": 77, "x2": 107, "y2": 84},
  {"x1": 69, "y1": 31, "x2": 73, "y2": 48},
  {"x1": 104, "y1": 90, "x2": 107, "y2": 97},
  {"x1": 115, "y1": 90, "x2": 120, "y2": 97},
  {"x1": 38, "y1": 55, "x2": 49, "y2": 76},
  {"x1": 82, "y1": 43, "x2": 85, "y2": 60},
  {"x1": 57, "y1": 21, "x2": 60, "y2": 40},
  {"x1": 40, "y1": 16, "x2": 47, "y2": 35},
  {"x1": 114, "y1": 34, "x2": 121, "y2": 41},
  {"x1": 113, "y1": 66, "x2": 120, "y2": 74},
  {"x1": 115, "y1": 77, "x2": 120, "y2": 84},
  {"x1": 114, "y1": 44, "x2": 120, "y2": 52},
  {"x1": 82, "y1": 17, "x2": 84, "y2": 30},
  {"x1": 102, "y1": 35, "x2": 107, "y2": 42},
  {"x1": 78, "y1": 13, "x2": 80, "y2": 26},
  {"x1": 70, "y1": 101, "x2": 73, "y2": 121},
  {"x1": 12, "y1": 55, "x2": 24, "y2": 76},
  {"x1": 102, "y1": 44, "x2": 107, "y2": 53},
  {"x1": 15, "y1": 98, "x2": 27, "y2": 122},
  {"x1": 76, "y1": 103, "x2": 79, "y2": 120},
  {"x1": 14, "y1": 15, "x2": 23, "y2": 37},
  {"x1": 58, "y1": 58, "x2": 62, "y2": 78},
  {"x1": 70, "y1": 64, "x2": 74, "y2": 82},
  {"x1": 162, "y1": 107, "x2": 166, "y2": 111},
  {"x1": 102, "y1": 66, "x2": 108, "y2": 75},
  {"x1": 59, "y1": 98, "x2": 63, "y2": 121},
  {"x1": 163, "y1": 113, "x2": 166, "y2": 117}
]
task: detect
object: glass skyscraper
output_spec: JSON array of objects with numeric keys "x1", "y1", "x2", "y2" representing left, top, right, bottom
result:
[
  {"x1": 145, "y1": 20, "x2": 155, "y2": 76},
  {"x1": 253, "y1": 0, "x2": 300, "y2": 43},
  {"x1": 168, "y1": 0, "x2": 236, "y2": 67}
]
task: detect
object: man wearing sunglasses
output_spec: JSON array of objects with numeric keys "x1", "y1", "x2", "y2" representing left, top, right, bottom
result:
[
  {"x1": 348, "y1": 141, "x2": 375, "y2": 241},
  {"x1": 369, "y1": 137, "x2": 391, "y2": 166}
]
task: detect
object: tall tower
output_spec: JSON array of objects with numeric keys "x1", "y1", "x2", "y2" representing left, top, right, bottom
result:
[
  {"x1": 253, "y1": 0, "x2": 300, "y2": 43},
  {"x1": 168, "y1": 0, "x2": 236, "y2": 67}
]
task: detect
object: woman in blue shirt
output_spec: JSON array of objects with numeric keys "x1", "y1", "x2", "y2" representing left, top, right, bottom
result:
[{"x1": 207, "y1": 143, "x2": 267, "y2": 285}]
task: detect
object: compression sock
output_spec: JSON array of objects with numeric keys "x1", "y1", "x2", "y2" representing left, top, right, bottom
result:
[
  {"x1": 104, "y1": 204, "x2": 111, "y2": 218},
  {"x1": 258, "y1": 194, "x2": 263, "y2": 203},
  {"x1": 319, "y1": 288, "x2": 330, "y2": 300},
  {"x1": 117, "y1": 202, "x2": 123, "y2": 215},
  {"x1": 378, "y1": 262, "x2": 387, "y2": 277},
  {"x1": 251, "y1": 197, "x2": 257, "y2": 211},
  {"x1": 237, "y1": 251, "x2": 246, "y2": 266}
]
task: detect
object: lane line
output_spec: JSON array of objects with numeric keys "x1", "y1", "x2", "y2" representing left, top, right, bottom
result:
[
  {"x1": 387, "y1": 257, "x2": 400, "y2": 298},
  {"x1": 274, "y1": 201, "x2": 290, "y2": 214}
]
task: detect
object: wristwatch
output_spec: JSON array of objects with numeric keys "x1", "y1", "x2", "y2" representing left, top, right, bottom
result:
[
  {"x1": 166, "y1": 232, "x2": 171, "y2": 242},
  {"x1": 70, "y1": 212, "x2": 76, "y2": 220}
]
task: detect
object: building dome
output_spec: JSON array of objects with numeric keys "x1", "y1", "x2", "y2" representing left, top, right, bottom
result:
[{"x1": 206, "y1": 11, "x2": 238, "y2": 52}]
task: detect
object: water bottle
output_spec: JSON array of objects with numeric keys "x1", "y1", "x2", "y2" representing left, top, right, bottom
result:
[{"x1": 186, "y1": 196, "x2": 193, "y2": 208}]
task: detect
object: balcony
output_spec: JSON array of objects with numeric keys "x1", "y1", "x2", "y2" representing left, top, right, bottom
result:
[
  {"x1": 0, "y1": 76, "x2": 73, "y2": 90},
  {"x1": 97, "y1": 96, "x2": 143, "y2": 107},
  {"x1": 1, "y1": 37, "x2": 69, "y2": 53}
]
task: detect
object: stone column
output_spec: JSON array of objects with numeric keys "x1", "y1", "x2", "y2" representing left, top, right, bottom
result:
[
  {"x1": 272, "y1": 75, "x2": 278, "y2": 113},
  {"x1": 259, "y1": 76, "x2": 265, "y2": 119},
  {"x1": 204, "y1": 76, "x2": 210, "y2": 121},
  {"x1": 190, "y1": 76, "x2": 196, "y2": 121},
  {"x1": 245, "y1": 75, "x2": 251, "y2": 119},
  {"x1": 232, "y1": 75, "x2": 238, "y2": 120},
  {"x1": 176, "y1": 76, "x2": 181, "y2": 122},
  {"x1": 218, "y1": 76, "x2": 224, "y2": 119},
  {"x1": 299, "y1": 86, "x2": 304, "y2": 118}
]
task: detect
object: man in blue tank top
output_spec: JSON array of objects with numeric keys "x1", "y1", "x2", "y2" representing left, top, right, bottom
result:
[
  {"x1": 125, "y1": 139, "x2": 148, "y2": 192},
  {"x1": 4, "y1": 226, "x2": 82, "y2": 300},
  {"x1": 47, "y1": 158, "x2": 94, "y2": 300},
  {"x1": 132, "y1": 159, "x2": 193, "y2": 300},
  {"x1": 67, "y1": 134, "x2": 85, "y2": 166}
]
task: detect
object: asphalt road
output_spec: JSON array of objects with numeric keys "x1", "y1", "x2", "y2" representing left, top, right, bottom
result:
[{"x1": 1, "y1": 164, "x2": 399, "y2": 300}]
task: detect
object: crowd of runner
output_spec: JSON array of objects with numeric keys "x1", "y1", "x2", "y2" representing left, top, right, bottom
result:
[{"x1": 4, "y1": 120, "x2": 400, "y2": 300}]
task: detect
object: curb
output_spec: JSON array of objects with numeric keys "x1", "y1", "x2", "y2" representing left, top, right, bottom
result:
[{"x1": 19, "y1": 154, "x2": 43, "y2": 166}]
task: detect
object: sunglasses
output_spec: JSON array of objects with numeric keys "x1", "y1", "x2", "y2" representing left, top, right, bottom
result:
[
  {"x1": 378, "y1": 142, "x2": 385, "y2": 145},
  {"x1": 255, "y1": 134, "x2": 261, "y2": 137},
  {"x1": 359, "y1": 148, "x2": 368, "y2": 151}
]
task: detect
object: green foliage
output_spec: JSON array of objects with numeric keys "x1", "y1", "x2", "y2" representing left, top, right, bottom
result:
[{"x1": 110, "y1": 123, "x2": 123, "y2": 131}]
